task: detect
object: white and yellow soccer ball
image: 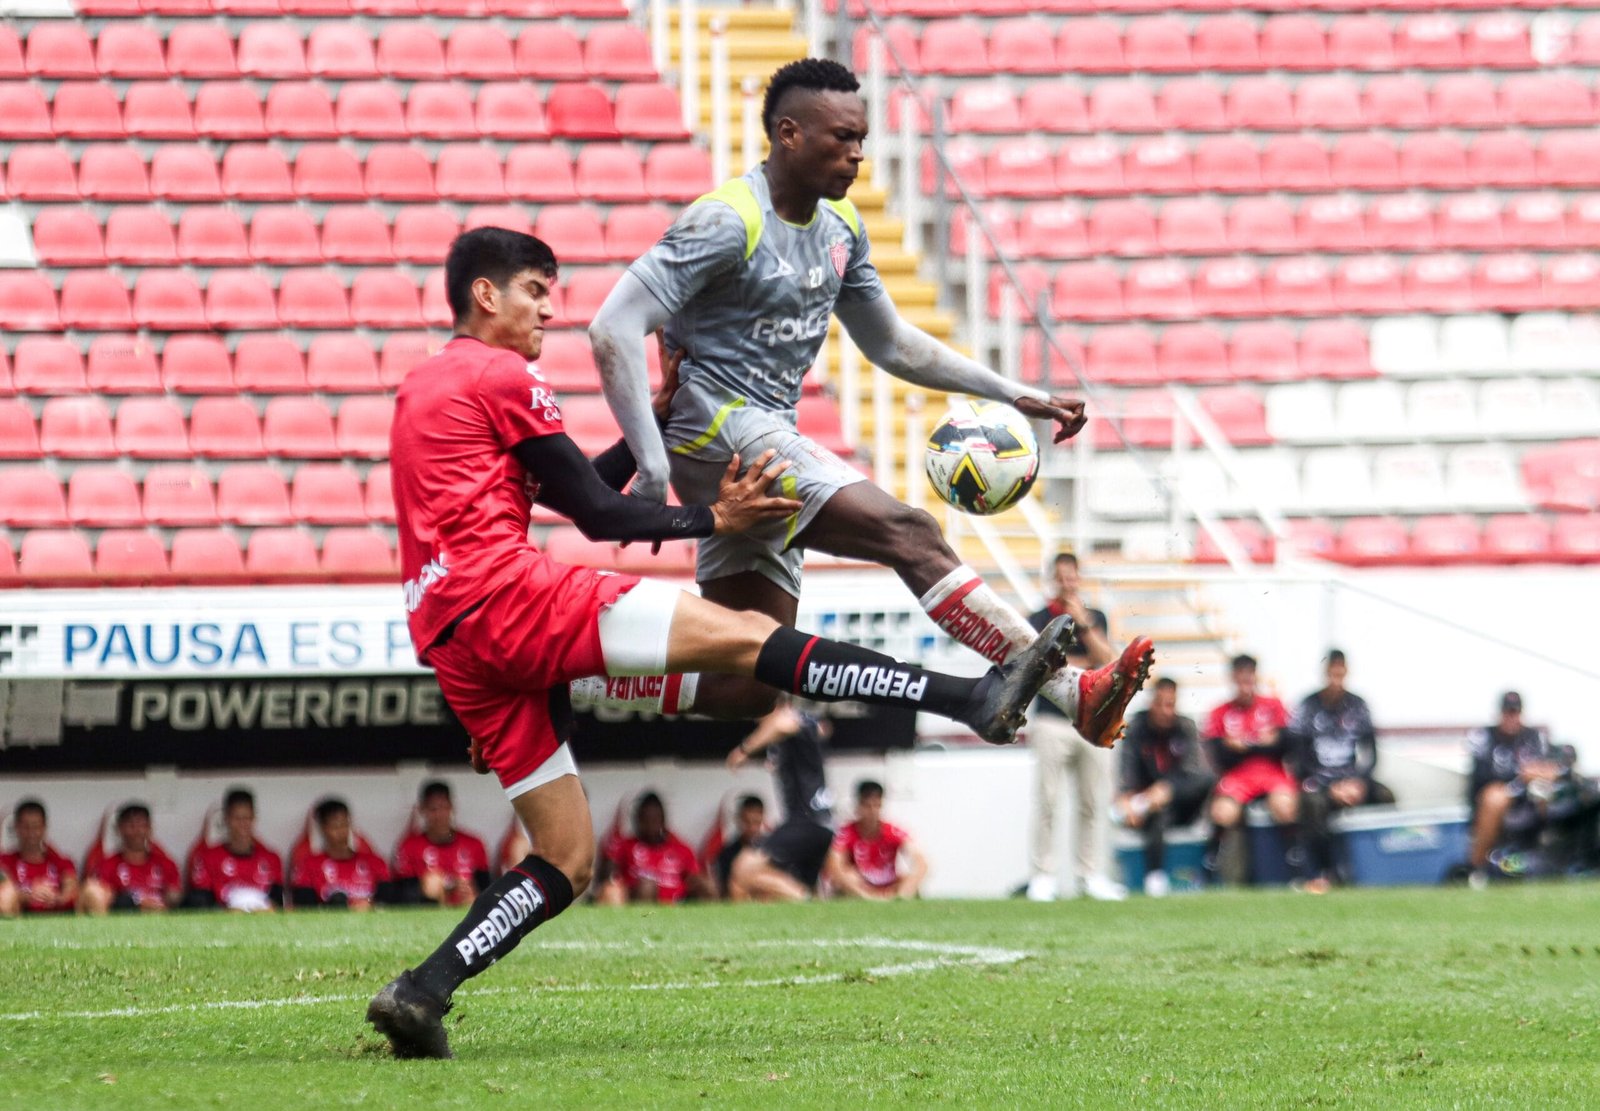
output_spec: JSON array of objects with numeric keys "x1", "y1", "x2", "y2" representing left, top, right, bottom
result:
[{"x1": 924, "y1": 400, "x2": 1041, "y2": 516}]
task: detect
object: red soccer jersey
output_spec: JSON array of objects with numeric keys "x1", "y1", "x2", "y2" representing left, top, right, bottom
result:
[
  {"x1": 1205, "y1": 696, "x2": 1289, "y2": 747},
  {"x1": 292, "y1": 848, "x2": 390, "y2": 904},
  {"x1": 608, "y1": 834, "x2": 699, "y2": 904},
  {"x1": 391, "y1": 335, "x2": 568, "y2": 651},
  {"x1": 832, "y1": 821, "x2": 910, "y2": 890},
  {"x1": 394, "y1": 830, "x2": 490, "y2": 906},
  {"x1": 98, "y1": 843, "x2": 181, "y2": 908},
  {"x1": 1, "y1": 846, "x2": 76, "y2": 911},
  {"x1": 188, "y1": 841, "x2": 283, "y2": 905}
]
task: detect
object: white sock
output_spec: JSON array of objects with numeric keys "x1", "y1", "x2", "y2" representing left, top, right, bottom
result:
[
  {"x1": 570, "y1": 673, "x2": 698, "y2": 714},
  {"x1": 918, "y1": 565, "x2": 1082, "y2": 718}
]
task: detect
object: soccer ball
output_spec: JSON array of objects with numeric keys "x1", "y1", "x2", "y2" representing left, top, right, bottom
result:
[{"x1": 924, "y1": 400, "x2": 1040, "y2": 516}]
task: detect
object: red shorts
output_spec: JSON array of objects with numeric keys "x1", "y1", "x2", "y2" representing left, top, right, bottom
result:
[
  {"x1": 1214, "y1": 756, "x2": 1298, "y2": 805},
  {"x1": 425, "y1": 560, "x2": 640, "y2": 791}
]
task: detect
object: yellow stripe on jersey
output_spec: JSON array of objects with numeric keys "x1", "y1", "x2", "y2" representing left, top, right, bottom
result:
[
  {"x1": 670, "y1": 397, "x2": 747, "y2": 455},
  {"x1": 692, "y1": 180, "x2": 763, "y2": 261}
]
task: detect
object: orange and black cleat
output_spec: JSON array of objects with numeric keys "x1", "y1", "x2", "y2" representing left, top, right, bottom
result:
[{"x1": 1074, "y1": 636, "x2": 1156, "y2": 749}]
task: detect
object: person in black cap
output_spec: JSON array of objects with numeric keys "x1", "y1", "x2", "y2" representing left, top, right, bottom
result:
[{"x1": 1467, "y1": 691, "x2": 1560, "y2": 887}]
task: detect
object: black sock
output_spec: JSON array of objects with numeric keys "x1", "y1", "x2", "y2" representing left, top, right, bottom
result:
[
  {"x1": 411, "y1": 855, "x2": 574, "y2": 1004},
  {"x1": 754, "y1": 627, "x2": 980, "y2": 719}
]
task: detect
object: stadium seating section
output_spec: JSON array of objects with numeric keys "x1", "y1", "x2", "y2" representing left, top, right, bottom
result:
[
  {"x1": 0, "y1": 7, "x2": 861, "y2": 584},
  {"x1": 880, "y1": 9, "x2": 1600, "y2": 564}
]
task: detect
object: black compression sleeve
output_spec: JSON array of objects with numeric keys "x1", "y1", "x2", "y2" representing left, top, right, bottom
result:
[
  {"x1": 591, "y1": 437, "x2": 638, "y2": 492},
  {"x1": 514, "y1": 433, "x2": 714, "y2": 543}
]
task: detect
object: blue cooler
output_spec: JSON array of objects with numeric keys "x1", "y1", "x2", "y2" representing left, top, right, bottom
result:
[
  {"x1": 1114, "y1": 830, "x2": 1208, "y2": 892},
  {"x1": 1332, "y1": 806, "x2": 1470, "y2": 886},
  {"x1": 1244, "y1": 812, "x2": 1295, "y2": 885}
]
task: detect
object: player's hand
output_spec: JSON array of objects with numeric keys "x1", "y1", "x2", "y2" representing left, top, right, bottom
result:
[
  {"x1": 726, "y1": 745, "x2": 750, "y2": 770},
  {"x1": 711, "y1": 451, "x2": 804, "y2": 535},
  {"x1": 651, "y1": 329, "x2": 685, "y2": 425},
  {"x1": 1013, "y1": 394, "x2": 1088, "y2": 443}
]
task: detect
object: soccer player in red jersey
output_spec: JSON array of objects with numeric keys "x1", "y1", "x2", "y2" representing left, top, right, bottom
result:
[
  {"x1": 1203, "y1": 654, "x2": 1300, "y2": 883},
  {"x1": 187, "y1": 788, "x2": 284, "y2": 912},
  {"x1": 827, "y1": 780, "x2": 927, "y2": 900},
  {"x1": 394, "y1": 781, "x2": 490, "y2": 908},
  {"x1": 80, "y1": 803, "x2": 181, "y2": 914},
  {"x1": 595, "y1": 793, "x2": 709, "y2": 905},
  {"x1": 367, "y1": 228, "x2": 1077, "y2": 1059},
  {"x1": 291, "y1": 798, "x2": 392, "y2": 910},
  {"x1": 1, "y1": 800, "x2": 77, "y2": 913}
]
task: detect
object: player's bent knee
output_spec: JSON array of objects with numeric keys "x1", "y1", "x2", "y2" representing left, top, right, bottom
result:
[{"x1": 885, "y1": 505, "x2": 948, "y2": 563}]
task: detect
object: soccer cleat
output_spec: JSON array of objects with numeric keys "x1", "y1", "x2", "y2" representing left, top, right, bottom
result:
[
  {"x1": 366, "y1": 970, "x2": 454, "y2": 1060},
  {"x1": 961, "y1": 614, "x2": 1075, "y2": 745},
  {"x1": 1074, "y1": 636, "x2": 1156, "y2": 749}
]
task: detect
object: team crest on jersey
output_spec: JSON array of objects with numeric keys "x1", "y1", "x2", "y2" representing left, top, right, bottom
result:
[{"x1": 829, "y1": 240, "x2": 849, "y2": 277}]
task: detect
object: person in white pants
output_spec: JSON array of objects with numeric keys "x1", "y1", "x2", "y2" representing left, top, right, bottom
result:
[{"x1": 1025, "y1": 554, "x2": 1128, "y2": 902}]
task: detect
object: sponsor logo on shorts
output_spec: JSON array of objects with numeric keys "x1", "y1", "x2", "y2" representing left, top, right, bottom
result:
[
  {"x1": 403, "y1": 552, "x2": 449, "y2": 613},
  {"x1": 454, "y1": 877, "x2": 544, "y2": 966},
  {"x1": 805, "y1": 662, "x2": 927, "y2": 702},
  {"x1": 751, "y1": 312, "x2": 831, "y2": 348}
]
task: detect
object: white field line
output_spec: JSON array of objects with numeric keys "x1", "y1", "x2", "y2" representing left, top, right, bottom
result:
[{"x1": 0, "y1": 938, "x2": 1029, "y2": 1022}]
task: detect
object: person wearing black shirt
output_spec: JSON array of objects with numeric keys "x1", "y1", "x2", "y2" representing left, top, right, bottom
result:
[
  {"x1": 712, "y1": 795, "x2": 766, "y2": 899},
  {"x1": 1025, "y1": 553, "x2": 1125, "y2": 902},
  {"x1": 1468, "y1": 691, "x2": 1560, "y2": 886},
  {"x1": 1117, "y1": 678, "x2": 1213, "y2": 897},
  {"x1": 1286, "y1": 650, "x2": 1395, "y2": 892},
  {"x1": 723, "y1": 702, "x2": 835, "y2": 900}
]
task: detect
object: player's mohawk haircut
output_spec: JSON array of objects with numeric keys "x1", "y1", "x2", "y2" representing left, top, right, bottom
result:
[{"x1": 762, "y1": 58, "x2": 860, "y2": 138}]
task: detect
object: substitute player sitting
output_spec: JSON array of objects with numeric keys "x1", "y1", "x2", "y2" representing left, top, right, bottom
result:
[
  {"x1": 80, "y1": 803, "x2": 182, "y2": 914},
  {"x1": 590, "y1": 58, "x2": 1152, "y2": 744},
  {"x1": 594, "y1": 792, "x2": 709, "y2": 906},
  {"x1": 826, "y1": 780, "x2": 928, "y2": 900},
  {"x1": 394, "y1": 781, "x2": 491, "y2": 908},
  {"x1": 366, "y1": 227, "x2": 1077, "y2": 1059},
  {"x1": 0, "y1": 800, "x2": 76, "y2": 914}
]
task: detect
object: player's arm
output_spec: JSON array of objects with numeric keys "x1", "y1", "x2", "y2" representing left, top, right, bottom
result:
[
  {"x1": 516, "y1": 436, "x2": 799, "y2": 543},
  {"x1": 588, "y1": 339, "x2": 685, "y2": 492},
  {"x1": 726, "y1": 703, "x2": 804, "y2": 769},
  {"x1": 833, "y1": 295, "x2": 1088, "y2": 443},
  {"x1": 591, "y1": 203, "x2": 749, "y2": 501}
]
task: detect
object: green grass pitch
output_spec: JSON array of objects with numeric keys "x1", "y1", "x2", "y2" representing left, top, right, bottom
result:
[{"x1": 3, "y1": 885, "x2": 1598, "y2": 1108}]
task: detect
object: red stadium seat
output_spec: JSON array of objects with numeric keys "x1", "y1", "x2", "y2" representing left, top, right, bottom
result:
[
  {"x1": 1501, "y1": 74, "x2": 1592, "y2": 127},
  {"x1": 307, "y1": 25, "x2": 377, "y2": 79},
  {"x1": 88, "y1": 336, "x2": 160, "y2": 394},
  {"x1": 306, "y1": 334, "x2": 381, "y2": 391},
  {"x1": 1409, "y1": 515, "x2": 1482, "y2": 564},
  {"x1": 919, "y1": 19, "x2": 989, "y2": 75},
  {"x1": 365, "y1": 463, "x2": 394, "y2": 522},
  {"x1": 77, "y1": 144, "x2": 151, "y2": 201},
  {"x1": 206, "y1": 271, "x2": 278, "y2": 330},
  {"x1": 1057, "y1": 19, "x2": 1124, "y2": 75},
  {"x1": 234, "y1": 334, "x2": 309, "y2": 392},
  {"x1": 67, "y1": 466, "x2": 143, "y2": 526},
  {"x1": 1366, "y1": 194, "x2": 1433, "y2": 251},
  {"x1": 0, "y1": 273, "x2": 62, "y2": 331},
  {"x1": 0, "y1": 82, "x2": 51, "y2": 139},
  {"x1": 546, "y1": 83, "x2": 619, "y2": 139},
  {"x1": 114, "y1": 396, "x2": 188, "y2": 457},
  {"x1": 0, "y1": 398, "x2": 40, "y2": 459},
  {"x1": 294, "y1": 143, "x2": 365, "y2": 200},
  {"x1": 1227, "y1": 77, "x2": 1295, "y2": 131},
  {"x1": 1404, "y1": 254, "x2": 1473, "y2": 312},
  {"x1": 1482, "y1": 515, "x2": 1552, "y2": 564},
  {"x1": 1159, "y1": 323, "x2": 1230, "y2": 383},
  {"x1": 321, "y1": 528, "x2": 394, "y2": 578},
  {"x1": 7, "y1": 145, "x2": 78, "y2": 200},
  {"x1": 247, "y1": 527, "x2": 320, "y2": 578},
  {"x1": 1052, "y1": 262, "x2": 1123, "y2": 321},
  {"x1": 218, "y1": 464, "x2": 293, "y2": 525},
  {"x1": 34, "y1": 208, "x2": 106, "y2": 266},
  {"x1": 124, "y1": 82, "x2": 196, "y2": 139},
  {"x1": 407, "y1": 81, "x2": 477, "y2": 139},
  {"x1": 222, "y1": 145, "x2": 294, "y2": 201},
  {"x1": 422, "y1": 268, "x2": 450, "y2": 326},
  {"x1": 350, "y1": 272, "x2": 424, "y2": 328},
  {"x1": 1086, "y1": 326, "x2": 1158, "y2": 386},
  {"x1": 1123, "y1": 16, "x2": 1191, "y2": 71},
  {"x1": 989, "y1": 17, "x2": 1056, "y2": 74},
  {"x1": 1469, "y1": 133, "x2": 1537, "y2": 189},
  {"x1": 94, "y1": 529, "x2": 169, "y2": 581},
  {"x1": 26, "y1": 24, "x2": 96, "y2": 77},
  {"x1": 557, "y1": 396, "x2": 622, "y2": 454},
  {"x1": 1089, "y1": 200, "x2": 1156, "y2": 256},
  {"x1": 1229, "y1": 322, "x2": 1298, "y2": 382},
  {"x1": 1, "y1": 467, "x2": 68, "y2": 525},
  {"x1": 1327, "y1": 15, "x2": 1393, "y2": 71},
  {"x1": 278, "y1": 270, "x2": 352, "y2": 328},
  {"x1": 1431, "y1": 75, "x2": 1499, "y2": 130},
  {"x1": 535, "y1": 332, "x2": 598, "y2": 392},
  {"x1": 335, "y1": 396, "x2": 394, "y2": 456},
  {"x1": 336, "y1": 81, "x2": 407, "y2": 138},
  {"x1": 190, "y1": 396, "x2": 265, "y2": 456},
  {"x1": 238, "y1": 24, "x2": 308, "y2": 78},
  {"x1": 987, "y1": 138, "x2": 1056, "y2": 198},
  {"x1": 1299, "y1": 320, "x2": 1371, "y2": 380},
  {"x1": 1192, "y1": 521, "x2": 1274, "y2": 567},
  {"x1": 1193, "y1": 136, "x2": 1260, "y2": 192},
  {"x1": 1264, "y1": 256, "x2": 1334, "y2": 315},
  {"x1": 169, "y1": 529, "x2": 245, "y2": 582},
  {"x1": 18, "y1": 531, "x2": 93, "y2": 580},
  {"x1": 1124, "y1": 137, "x2": 1192, "y2": 193},
  {"x1": 1300, "y1": 195, "x2": 1366, "y2": 252},
  {"x1": 1194, "y1": 15, "x2": 1260, "y2": 71},
  {"x1": 1228, "y1": 196, "x2": 1296, "y2": 253},
  {"x1": 1193, "y1": 258, "x2": 1263, "y2": 317},
  {"x1": 603, "y1": 83, "x2": 680, "y2": 141},
  {"x1": 1124, "y1": 259, "x2": 1193, "y2": 317},
  {"x1": 263, "y1": 397, "x2": 338, "y2": 456},
  {"x1": 52, "y1": 81, "x2": 124, "y2": 139},
  {"x1": 177, "y1": 207, "x2": 251, "y2": 266},
  {"x1": 1331, "y1": 134, "x2": 1401, "y2": 190},
  {"x1": 376, "y1": 24, "x2": 444, "y2": 78},
  {"x1": 265, "y1": 83, "x2": 338, "y2": 139},
  {"x1": 1262, "y1": 136, "x2": 1331, "y2": 192},
  {"x1": 379, "y1": 334, "x2": 435, "y2": 387},
  {"x1": 250, "y1": 205, "x2": 322, "y2": 264},
  {"x1": 0, "y1": 28, "x2": 18, "y2": 79},
  {"x1": 516, "y1": 26, "x2": 584, "y2": 80},
  {"x1": 13, "y1": 337, "x2": 85, "y2": 393},
  {"x1": 503, "y1": 144, "x2": 576, "y2": 202},
  {"x1": 1019, "y1": 82, "x2": 1088, "y2": 133},
  {"x1": 1397, "y1": 15, "x2": 1461, "y2": 69},
  {"x1": 575, "y1": 144, "x2": 648, "y2": 203},
  {"x1": 320, "y1": 206, "x2": 393, "y2": 264},
  {"x1": 1296, "y1": 75, "x2": 1363, "y2": 130},
  {"x1": 105, "y1": 208, "x2": 176, "y2": 266},
  {"x1": 150, "y1": 146, "x2": 223, "y2": 202},
  {"x1": 393, "y1": 205, "x2": 459, "y2": 263},
  {"x1": 167, "y1": 25, "x2": 239, "y2": 78},
  {"x1": 97, "y1": 25, "x2": 166, "y2": 78},
  {"x1": 365, "y1": 143, "x2": 436, "y2": 200},
  {"x1": 795, "y1": 396, "x2": 852, "y2": 456},
  {"x1": 1335, "y1": 518, "x2": 1409, "y2": 567},
  {"x1": 1364, "y1": 75, "x2": 1430, "y2": 130},
  {"x1": 143, "y1": 464, "x2": 219, "y2": 525},
  {"x1": 475, "y1": 82, "x2": 548, "y2": 140},
  {"x1": 1157, "y1": 78, "x2": 1226, "y2": 132},
  {"x1": 1539, "y1": 132, "x2": 1600, "y2": 188},
  {"x1": 447, "y1": 26, "x2": 516, "y2": 79},
  {"x1": 1552, "y1": 516, "x2": 1600, "y2": 563},
  {"x1": 950, "y1": 82, "x2": 1021, "y2": 134},
  {"x1": 1400, "y1": 134, "x2": 1470, "y2": 189},
  {"x1": 435, "y1": 143, "x2": 507, "y2": 201},
  {"x1": 1544, "y1": 255, "x2": 1600, "y2": 309},
  {"x1": 1200, "y1": 387, "x2": 1270, "y2": 445},
  {"x1": 40, "y1": 395, "x2": 115, "y2": 457},
  {"x1": 290, "y1": 463, "x2": 366, "y2": 524},
  {"x1": 561, "y1": 267, "x2": 624, "y2": 327},
  {"x1": 605, "y1": 203, "x2": 672, "y2": 261},
  {"x1": 1437, "y1": 195, "x2": 1503, "y2": 250},
  {"x1": 584, "y1": 24, "x2": 653, "y2": 80},
  {"x1": 162, "y1": 335, "x2": 234, "y2": 393},
  {"x1": 1260, "y1": 15, "x2": 1325, "y2": 70},
  {"x1": 1017, "y1": 201, "x2": 1087, "y2": 259},
  {"x1": 61, "y1": 271, "x2": 134, "y2": 330},
  {"x1": 1091, "y1": 81, "x2": 1159, "y2": 133}
]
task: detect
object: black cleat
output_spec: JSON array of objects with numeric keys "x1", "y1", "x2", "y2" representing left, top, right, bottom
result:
[
  {"x1": 366, "y1": 970, "x2": 453, "y2": 1060},
  {"x1": 961, "y1": 614, "x2": 1076, "y2": 745}
]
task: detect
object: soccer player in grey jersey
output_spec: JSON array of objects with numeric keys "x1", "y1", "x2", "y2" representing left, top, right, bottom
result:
[{"x1": 590, "y1": 59, "x2": 1153, "y2": 747}]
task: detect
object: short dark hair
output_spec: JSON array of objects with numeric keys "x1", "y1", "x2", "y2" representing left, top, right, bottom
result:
[
  {"x1": 314, "y1": 797, "x2": 349, "y2": 826},
  {"x1": 223, "y1": 788, "x2": 254, "y2": 814},
  {"x1": 13, "y1": 799, "x2": 45, "y2": 823},
  {"x1": 117, "y1": 803, "x2": 151, "y2": 824},
  {"x1": 636, "y1": 791, "x2": 664, "y2": 816},
  {"x1": 1325, "y1": 649, "x2": 1347, "y2": 668},
  {"x1": 1053, "y1": 552, "x2": 1080, "y2": 571},
  {"x1": 737, "y1": 795, "x2": 765, "y2": 813},
  {"x1": 444, "y1": 227, "x2": 558, "y2": 324},
  {"x1": 1154, "y1": 677, "x2": 1178, "y2": 694},
  {"x1": 420, "y1": 781, "x2": 451, "y2": 804},
  {"x1": 762, "y1": 58, "x2": 860, "y2": 138},
  {"x1": 1231, "y1": 654, "x2": 1258, "y2": 673},
  {"x1": 856, "y1": 780, "x2": 884, "y2": 802}
]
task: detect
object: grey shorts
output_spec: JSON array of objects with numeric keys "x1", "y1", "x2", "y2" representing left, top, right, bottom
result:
[{"x1": 667, "y1": 407, "x2": 866, "y2": 598}]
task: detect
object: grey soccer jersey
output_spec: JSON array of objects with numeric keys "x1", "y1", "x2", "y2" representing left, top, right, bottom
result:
[{"x1": 627, "y1": 164, "x2": 885, "y2": 460}]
